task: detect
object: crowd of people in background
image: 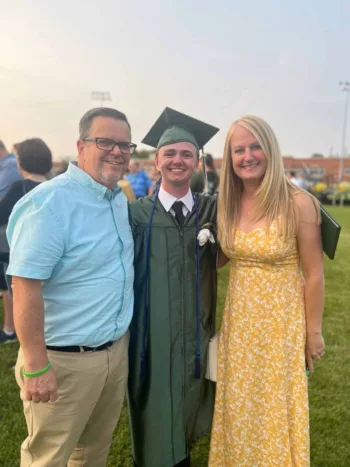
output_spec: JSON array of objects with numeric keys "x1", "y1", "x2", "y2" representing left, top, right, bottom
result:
[
  {"x1": 0, "y1": 139, "x2": 52, "y2": 344},
  {"x1": 119, "y1": 154, "x2": 309, "y2": 202}
]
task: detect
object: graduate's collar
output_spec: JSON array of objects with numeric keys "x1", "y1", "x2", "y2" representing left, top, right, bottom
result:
[{"x1": 158, "y1": 186, "x2": 194, "y2": 213}]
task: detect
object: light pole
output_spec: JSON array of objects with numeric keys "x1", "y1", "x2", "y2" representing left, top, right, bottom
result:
[
  {"x1": 91, "y1": 91, "x2": 112, "y2": 107},
  {"x1": 338, "y1": 81, "x2": 350, "y2": 182}
]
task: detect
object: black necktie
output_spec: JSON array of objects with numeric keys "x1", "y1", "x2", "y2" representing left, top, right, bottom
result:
[{"x1": 172, "y1": 201, "x2": 185, "y2": 226}]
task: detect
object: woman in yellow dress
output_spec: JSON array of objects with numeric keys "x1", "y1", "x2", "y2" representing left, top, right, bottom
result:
[{"x1": 209, "y1": 115, "x2": 325, "y2": 466}]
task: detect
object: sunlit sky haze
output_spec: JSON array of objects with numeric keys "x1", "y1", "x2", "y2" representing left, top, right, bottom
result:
[{"x1": 1, "y1": 0, "x2": 350, "y2": 160}]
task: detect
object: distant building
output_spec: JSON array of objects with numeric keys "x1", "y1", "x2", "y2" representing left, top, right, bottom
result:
[{"x1": 283, "y1": 156, "x2": 350, "y2": 183}]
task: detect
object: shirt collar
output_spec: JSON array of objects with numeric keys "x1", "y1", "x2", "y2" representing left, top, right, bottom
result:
[
  {"x1": 66, "y1": 162, "x2": 121, "y2": 201},
  {"x1": 158, "y1": 186, "x2": 194, "y2": 212}
]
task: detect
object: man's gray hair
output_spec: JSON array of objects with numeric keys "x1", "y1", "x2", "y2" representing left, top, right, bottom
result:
[{"x1": 79, "y1": 108, "x2": 131, "y2": 140}]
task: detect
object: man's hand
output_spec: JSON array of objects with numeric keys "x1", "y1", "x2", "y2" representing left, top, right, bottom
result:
[
  {"x1": 12, "y1": 276, "x2": 58, "y2": 403},
  {"x1": 22, "y1": 368, "x2": 58, "y2": 403}
]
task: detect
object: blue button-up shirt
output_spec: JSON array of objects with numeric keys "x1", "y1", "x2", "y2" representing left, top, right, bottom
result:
[
  {"x1": 0, "y1": 153, "x2": 23, "y2": 198},
  {"x1": 7, "y1": 163, "x2": 134, "y2": 347},
  {"x1": 126, "y1": 170, "x2": 152, "y2": 198}
]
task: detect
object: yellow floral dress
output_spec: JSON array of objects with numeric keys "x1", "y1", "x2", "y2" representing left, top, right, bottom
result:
[{"x1": 209, "y1": 223, "x2": 309, "y2": 467}]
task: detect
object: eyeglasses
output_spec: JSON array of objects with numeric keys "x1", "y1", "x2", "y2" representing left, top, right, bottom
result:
[{"x1": 83, "y1": 137, "x2": 137, "y2": 155}]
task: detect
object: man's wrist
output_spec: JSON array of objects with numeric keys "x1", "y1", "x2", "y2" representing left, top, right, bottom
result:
[
  {"x1": 23, "y1": 362, "x2": 51, "y2": 378},
  {"x1": 23, "y1": 349, "x2": 49, "y2": 372}
]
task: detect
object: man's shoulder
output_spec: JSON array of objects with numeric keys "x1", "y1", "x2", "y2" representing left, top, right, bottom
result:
[
  {"x1": 129, "y1": 195, "x2": 154, "y2": 211},
  {"x1": 128, "y1": 196, "x2": 155, "y2": 222},
  {"x1": 1, "y1": 154, "x2": 16, "y2": 166},
  {"x1": 0, "y1": 155, "x2": 21, "y2": 179},
  {"x1": 12, "y1": 174, "x2": 75, "y2": 213},
  {"x1": 33, "y1": 173, "x2": 72, "y2": 194}
]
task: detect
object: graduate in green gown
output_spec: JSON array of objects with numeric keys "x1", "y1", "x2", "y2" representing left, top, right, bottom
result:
[{"x1": 128, "y1": 108, "x2": 219, "y2": 467}]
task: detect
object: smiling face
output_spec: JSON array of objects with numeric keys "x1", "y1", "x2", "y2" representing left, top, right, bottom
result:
[
  {"x1": 77, "y1": 116, "x2": 131, "y2": 189},
  {"x1": 155, "y1": 141, "x2": 198, "y2": 192},
  {"x1": 230, "y1": 124, "x2": 267, "y2": 184}
]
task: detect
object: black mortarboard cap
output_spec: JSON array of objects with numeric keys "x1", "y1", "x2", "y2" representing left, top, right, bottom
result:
[{"x1": 142, "y1": 107, "x2": 219, "y2": 150}]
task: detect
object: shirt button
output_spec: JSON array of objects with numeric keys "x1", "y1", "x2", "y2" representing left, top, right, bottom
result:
[{"x1": 98, "y1": 196, "x2": 102, "y2": 200}]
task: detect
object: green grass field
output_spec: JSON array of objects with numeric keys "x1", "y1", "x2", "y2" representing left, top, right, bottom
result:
[{"x1": 1, "y1": 206, "x2": 349, "y2": 466}]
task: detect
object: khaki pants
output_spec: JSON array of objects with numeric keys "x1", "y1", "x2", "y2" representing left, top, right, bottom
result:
[{"x1": 15, "y1": 332, "x2": 129, "y2": 467}]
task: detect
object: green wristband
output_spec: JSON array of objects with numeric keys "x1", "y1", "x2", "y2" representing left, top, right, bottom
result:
[{"x1": 23, "y1": 362, "x2": 52, "y2": 378}]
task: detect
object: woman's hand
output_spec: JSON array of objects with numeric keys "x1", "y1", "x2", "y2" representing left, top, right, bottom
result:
[{"x1": 305, "y1": 331, "x2": 325, "y2": 372}]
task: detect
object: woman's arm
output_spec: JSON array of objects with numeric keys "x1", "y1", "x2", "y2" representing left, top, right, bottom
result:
[{"x1": 295, "y1": 193, "x2": 325, "y2": 372}]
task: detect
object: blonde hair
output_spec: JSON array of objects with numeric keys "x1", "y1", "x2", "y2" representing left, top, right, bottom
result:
[{"x1": 218, "y1": 115, "x2": 318, "y2": 252}]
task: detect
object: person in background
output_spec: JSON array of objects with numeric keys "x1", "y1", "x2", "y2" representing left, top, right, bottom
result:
[
  {"x1": 118, "y1": 172, "x2": 136, "y2": 201},
  {"x1": 0, "y1": 140, "x2": 23, "y2": 198},
  {"x1": 199, "y1": 153, "x2": 219, "y2": 195},
  {"x1": 288, "y1": 170, "x2": 308, "y2": 190},
  {"x1": 6, "y1": 107, "x2": 134, "y2": 467},
  {"x1": 149, "y1": 164, "x2": 161, "y2": 193},
  {"x1": 0, "y1": 139, "x2": 23, "y2": 343},
  {"x1": 51, "y1": 160, "x2": 69, "y2": 177},
  {"x1": 126, "y1": 160, "x2": 153, "y2": 198},
  {"x1": 295, "y1": 171, "x2": 308, "y2": 190},
  {"x1": 288, "y1": 170, "x2": 298, "y2": 184},
  {"x1": 190, "y1": 167, "x2": 205, "y2": 193},
  {"x1": 0, "y1": 138, "x2": 52, "y2": 344},
  {"x1": 209, "y1": 115, "x2": 324, "y2": 466}
]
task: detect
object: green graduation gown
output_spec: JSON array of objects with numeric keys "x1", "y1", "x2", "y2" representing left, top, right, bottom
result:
[{"x1": 128, "y1": 193, "x2": 217, "y2": 467}]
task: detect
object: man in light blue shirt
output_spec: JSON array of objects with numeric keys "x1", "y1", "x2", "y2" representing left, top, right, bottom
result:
[{"x1": 7, "y1": 108, "x2": 136, "y2": 467}]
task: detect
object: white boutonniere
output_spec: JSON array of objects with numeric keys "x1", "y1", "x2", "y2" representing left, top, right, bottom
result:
[{"x1": 197, "y1": 222, "x2": 215, "y2": 246}]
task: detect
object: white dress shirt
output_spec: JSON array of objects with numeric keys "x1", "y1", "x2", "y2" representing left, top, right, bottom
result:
[{"x1": 158, "y1": 186, "x2": 194, "y2": 218}]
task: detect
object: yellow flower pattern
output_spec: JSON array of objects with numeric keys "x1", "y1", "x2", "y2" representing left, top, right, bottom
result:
[{"x1": 209, "y1": 223, "x2": 309, "y2": 466}]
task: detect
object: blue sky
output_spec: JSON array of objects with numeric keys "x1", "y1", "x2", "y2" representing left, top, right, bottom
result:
[{"x1": 1, "y1": 0, "x2": 349, "y2": 160}]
